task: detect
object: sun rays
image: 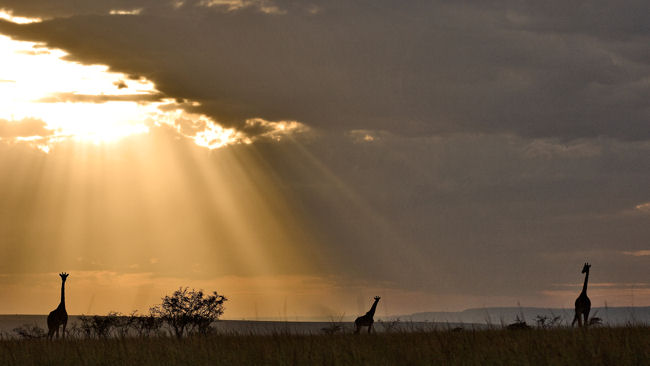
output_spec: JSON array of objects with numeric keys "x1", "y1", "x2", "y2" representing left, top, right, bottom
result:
[
  {"x1": 0, "y1": 20, "x2": 367, "y2": 318},
  {"x1": 0, "y1": 23, "x2": 324, "y2": 317}
]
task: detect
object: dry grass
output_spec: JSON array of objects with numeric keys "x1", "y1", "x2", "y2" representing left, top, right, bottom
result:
[{"x1": 1, "y1": 326, "x2": 648, "y2": 365}]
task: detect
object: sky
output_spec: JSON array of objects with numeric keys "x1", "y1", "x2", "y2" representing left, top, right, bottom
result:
[{"x1": 0, "y1": 0, "x2": 648, "y2": 320}]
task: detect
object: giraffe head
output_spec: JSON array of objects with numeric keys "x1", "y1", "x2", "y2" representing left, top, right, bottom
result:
[
  {"x1": 60, "y1": 272, "x2": 69, "y2": 282},
  {"x1": 374, "y1": 296, "x2": 381, "y2": 301},
  {"x1": 581, "y1": 263, "x2": 591, "y2": 274}
]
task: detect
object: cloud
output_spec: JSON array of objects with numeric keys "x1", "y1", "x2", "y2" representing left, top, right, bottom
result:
[
  {"x1": 0, "y1": 8, "x2": 41, "y2": 23},
  {"x1": 198, "y1": 0, "x2": 287, "y2": 14},
  {"x1": 0, "y1": 1, "x2": 648, "y2": 140},
  {"x1": 0, "y1": 117, "x2": 53, "y2": 138},
  {"x1": 113, "y1": 80, "x2": 128, "y2": 89},
  {"x1": 0, "y1": 1, "x2": 163, "y2": 18},
  {"x1": 523, "y1": 139, "x2": 604, "y2": 159},
  {"x1": 109, "y1": 8, "x2": 143, "y2": 15},
  {"x1": 240, "y1": 118, "x2": 309, "y2": 141},
  {"x1": 623, "y1": 250, "x2": 650, "y2": 257},
  {"x1": 36, "y1": 92, "x2": 164, "y2": 103},
  {"x1": 635, "y1": 202, "x2": 650, "y2": 213}
]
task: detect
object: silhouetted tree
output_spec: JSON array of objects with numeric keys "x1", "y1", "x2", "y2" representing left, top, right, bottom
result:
[{"x1": 150, "y1": 287, "x2": 227, "y2": 338}]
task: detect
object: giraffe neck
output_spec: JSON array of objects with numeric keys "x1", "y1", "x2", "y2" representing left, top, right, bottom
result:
[
  {"x1": 59, "y1": 280, "x2": 66, "y2": 309},
  {"x1": 367, "y1": 299, "x2": 380, "y2": 317},
  {"x1": 581, "y1": 271, "x2": 589, "y2": 294}
]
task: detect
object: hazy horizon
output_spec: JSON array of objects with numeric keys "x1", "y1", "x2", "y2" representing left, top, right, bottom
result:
[{"x1": 2, "y1": 305, "x2": 649, "y2": 326}]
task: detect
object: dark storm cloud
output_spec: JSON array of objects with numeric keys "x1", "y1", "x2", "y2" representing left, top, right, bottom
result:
[
  {"x1": 0, "y1": 117, "x2": 52, "y2": 138},
  {"x1": 0, "y1": 0, "x2": 648, "y2": 140},
  {"x1": 493, "y1": 1, "x2": 650, "y2": 37}
]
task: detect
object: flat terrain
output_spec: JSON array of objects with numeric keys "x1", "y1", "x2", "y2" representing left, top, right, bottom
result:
[
  {"x1": 0, "y1": 315, "x2": 473, "y2": 336},
  {"x1": 1, "y1": 327, "x2": 648, "y2": 365}
]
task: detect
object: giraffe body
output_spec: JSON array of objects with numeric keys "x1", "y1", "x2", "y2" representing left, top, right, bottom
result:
[
  {"x1": 572, "y1": 263, "x2": 591, "y2": 327},
  {"x1": 47, "y1": 272, "x2": 69, "y2": 339},
  {"x1": 354, "y1": 296, "x2": 380, "y2": 334}
]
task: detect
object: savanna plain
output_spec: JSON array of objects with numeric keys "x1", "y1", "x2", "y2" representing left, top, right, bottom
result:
[{"x1": 1, "y1": 326, "x2": 648, "y2": 366}]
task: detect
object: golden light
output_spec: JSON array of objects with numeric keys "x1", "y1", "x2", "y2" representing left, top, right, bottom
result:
[
  {"x1": 0, "y1": 17, "x2": 360, "y2": 320},
  {"x1": 0, "y1": 31, "x2": 244, "y2": 150},
  {"x1": 0, "y1": 9, "x2": 41, "y2": 24},
  {"x1": 109, "y1": 9, "x2": 143, "y2": 15}
]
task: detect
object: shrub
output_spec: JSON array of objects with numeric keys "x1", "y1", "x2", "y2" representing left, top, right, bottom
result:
[
  {"x1": 130, "y1": 312, "x2": 163, "y2": 337},
  {"x1": 79, "y1": 312, "x2": 122, "y2": 338},
  {"x1": 150, "y1": 287, "x2": 227, "y2": 338},
  {"x1": 506, "y1": 315, "x2": 531, "y2": 330}
]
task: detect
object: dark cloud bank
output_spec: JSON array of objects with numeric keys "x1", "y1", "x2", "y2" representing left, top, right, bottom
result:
[
  {"x1": 1, "y1": 0, "x2": 649, "y2": 140},
  {"x1": 0, "y1": 0, "x2": 648, "y2": 305}
]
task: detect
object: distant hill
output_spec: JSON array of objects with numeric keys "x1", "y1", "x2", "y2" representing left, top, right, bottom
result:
[{"x1": 394, "y1": 307, "x2": 650, "y2": 326}]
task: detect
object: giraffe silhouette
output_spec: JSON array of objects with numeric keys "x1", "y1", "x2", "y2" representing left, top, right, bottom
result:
[
  {"x1": 354, "y1": 296, "x2": 380, "y2": 334},
  {"x1": 572, "y1": 263, "x2": 591, "y2": 327},
  {"x1": 47, "y1": 272, "x2": 69, "y2": 339}
]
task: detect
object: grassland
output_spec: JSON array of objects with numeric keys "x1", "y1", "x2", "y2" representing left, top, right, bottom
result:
[{"x1": 1, "y1": 326, "x2": 648, "y2": 365}]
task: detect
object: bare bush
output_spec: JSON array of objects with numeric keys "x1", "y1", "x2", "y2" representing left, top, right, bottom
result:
[
  {"x1": 535, "y1": 315, "x2": 562, "y2": 329},
  {"x1": 13, "y1": 324, "x2": 46, "y2": 339},
  {"x1": 321, "y1": 313, "x2": 346, "y2": 335},
  {"x1": 589, "y1": 317, "x2": 603, "y2": 326},
  {"x1": 379, "y1": 318, "x2": 402, "y2": 333}
]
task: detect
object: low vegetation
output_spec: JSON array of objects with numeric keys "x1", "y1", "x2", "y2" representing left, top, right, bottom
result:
[
  {"x1": 12, "y1": 287, "x2": 227, "y2": 340},
  {"x1": 1, "y1": 326, "x2": 648, "y2": 365},
  {"x1": 4, "y1": 288, "x2": 647, "y2": 365}
]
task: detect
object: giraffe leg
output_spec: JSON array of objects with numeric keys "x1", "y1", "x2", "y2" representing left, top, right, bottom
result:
[
  {"x1": 62, "y1": 321, "x2": 67, "y2": 339},
  {"x1": 55, "y1": 325, "x2": 60, "y2": 339},
  {"x1": 571, "y1": 313, "x2": 579, "y2": 327},
  {"x1": 354, "y1": 324, "x2": 360, "y2": 334},
  {"x1": 584, "y1": 309, "x2": 590, "y2": 327},
  {"x1": 368, "y1": 324, "x2": 372, "y2": 334}
]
